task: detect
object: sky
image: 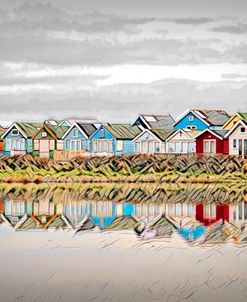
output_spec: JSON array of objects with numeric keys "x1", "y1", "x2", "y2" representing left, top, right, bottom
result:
[{"x1": 0, "y1": 0, "x2": 247, "y2": 125}]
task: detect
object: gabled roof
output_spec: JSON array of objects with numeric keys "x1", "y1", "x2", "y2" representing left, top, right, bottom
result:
[
  {"x1": 238, "y1": 112, "x2": 247, "y2": 120},
  {"x1": 225, "y1": 119, "x2": 247, "y2": 138},
  {"x1": 2, "y1": 122, "x2": 43, "y2": 139},
  {"x1": 133, "y1": 128, "x2": 174, "y2": 142},
  {"x1": 104, "y1": 124, "x2": 142, "y2": 139},
  {"x1": 0, "y1": 128, "x2": 7, "y2": 139},
  {"x1": 150, "y1": 129, "x2": 175, "y2": 141},
  {"x1": 166, "y1": 128, "x2": 202, "y2": 141},
  {"x1": 18, "y1": 123, "x2": 43, "y2": 137},
  {"x1": 62, "y1": 122, "x2": 97, "y2": 139},
  {"x1": 59, "y1": 119, "x2": 99, "y2": 126},
  {"x1": 77, "y1": 123, "x2": 98, "y2": 137},
  {"x1": 174, "y1": 109, "x2": 230, "y2": 127},
  {"x1": 32, "y1": 121, "x2": 69, "y2": 140},
  {"x1": 44, "y1": 122, "x2": 69, "y2": 139},
  {"x1": 134, "y1": 114, "x2": 175, "y2": 130},
  {"x1": 194, "y1": 128, "x2": 228, "y2": 140}
]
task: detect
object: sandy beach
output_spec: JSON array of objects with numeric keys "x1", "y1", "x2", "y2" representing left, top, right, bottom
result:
[{"x1": 1, "y1": 225, "x2": 247, "y2": 302}]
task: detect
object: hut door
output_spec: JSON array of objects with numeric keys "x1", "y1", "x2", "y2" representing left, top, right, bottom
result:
[
  {"x1": 239, "y1": 139, "x2": 243, "y2": 156},
  {"x1": 244, "y1": 140, "x2": 247, "y2": 156},
  {"x1": 40, "y1": 140, "x2": 50, "y2": 158}
]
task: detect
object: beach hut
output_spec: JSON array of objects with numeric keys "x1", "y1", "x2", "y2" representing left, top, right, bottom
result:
[
  {"x1": 2, "y1": 122, "x2": 42, "y2": 156},
  {"x1": 0, "y1": 127, "x2": 7, "y2": 155},
  {"x1": 224, "y1": 120, "x2": 247, "y2": 157},
  {"x1": 61, "y1": 122, "x2": 98, "y2": 160},
  {"x1": 90, "y1": 124, "x2": 141, "y2": 156},
  {"x1": 194, "y1": 129, "x2": 229, "y2": 155},
  {"x1": 165, "y1": 128, "x2": 201, "y2": 153},
  {"x1": 32, "y1": 121, "x2": 69, "y2": 158},
  {"x1": 173, "y1": 109, "x2": 230, "y2": 131},
  {"x1": 133, "y1": 129, "x2": 174, "y2": 154}
]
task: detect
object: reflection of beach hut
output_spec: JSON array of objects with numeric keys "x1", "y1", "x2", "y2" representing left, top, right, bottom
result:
[
  {"x1": 239, "y1": 223, "x2": 247, "y2": 242},
  {"x1": 165, "y1": 202, "x2": 195, "y2": 218},
  {"x1": 104, "y1": 202, "x2": 138, "y2": 231},
  {"x1": 229, "y1": 201, "x2": 247, "y2": 228},
  {"x1": 89, "y1": 201, "x2": 117, "y2": 230},
  {"x1": 167, "y1": 216, "x2": 205, "y2": 241},
  {"x1": 63, "y1": 200, "x2": 89, "y2": 228},
  {"x1": 2, "y1": 199, "x2": 26, "y2": 228},
  {"x1": 134, "y1": 203, "x2": 164, "y2": 224},
  {"x1": 16, "y1": 214, "x2": 72, "y2": 231},
  {"x1": 147, "y1": 215, "x2": 174, "y2": 237},
  {"x1": 105, "y1": 216, "x2": 138, "y2": 231},
  {"x1": 74, "y1": 216, "x2": 96, "y2": 234},
  {"x1": 196, "y1": 203, "x2": 229, "y2": 226},
  {"x1": 202, "y1": 220, "x2": 240, "y2": 244}
]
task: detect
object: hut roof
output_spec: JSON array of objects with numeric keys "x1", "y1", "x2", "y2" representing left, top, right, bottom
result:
[{"x1": 104, "y1": 124, "x2": 142, "y2": 139}]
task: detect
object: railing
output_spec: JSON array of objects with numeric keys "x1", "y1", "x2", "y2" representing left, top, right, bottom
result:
[{"x1": 54, "y1": 150, "x2": 88, "y2": 161}]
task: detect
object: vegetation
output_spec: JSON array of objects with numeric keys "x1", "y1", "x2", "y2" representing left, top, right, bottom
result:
[{"x1": 0, "y1": 154, "x2": 246, "y2": 184}]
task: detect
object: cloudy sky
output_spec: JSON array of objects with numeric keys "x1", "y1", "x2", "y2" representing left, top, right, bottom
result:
[{"x1": 0, "y1": 0, "x2": 247, "y2": 125}]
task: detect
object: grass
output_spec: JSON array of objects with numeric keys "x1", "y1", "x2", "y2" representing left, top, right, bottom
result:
[{"x1": 0, "y1": 166, "x2": 246, "y2": 184}]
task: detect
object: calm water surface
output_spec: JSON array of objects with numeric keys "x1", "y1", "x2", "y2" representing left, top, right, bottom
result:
[{"x1": 0, "y1": 183, "x2": 247, "y2": 302}]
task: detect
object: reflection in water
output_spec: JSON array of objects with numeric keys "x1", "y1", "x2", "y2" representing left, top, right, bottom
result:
[
  {"x1": 1, "y1": 184, "x2": 247, "y2": 302},
  {"x1": 0, "y1": 183, "x2": 247, "y2": 244}
]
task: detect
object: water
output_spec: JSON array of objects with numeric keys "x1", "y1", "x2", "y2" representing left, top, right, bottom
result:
[{"x1": 0, "y1": 183, "x2": 247, "y2": 302}]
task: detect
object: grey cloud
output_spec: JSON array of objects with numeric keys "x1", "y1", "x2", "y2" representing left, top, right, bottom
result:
[
  {"x1": 171, "y1": 17, "x2": 214, "y2": 25},
  {"x1": 0, "y1": 34, "x2": 244, "y2": 66},
  {"x1": 0, "y1": 79, "x2": 246, "y2": 123},
  {"x1": 221, "y1": 73, "x2": 247, "y2": 79},
  {"x1": 0, "y1": 2, "x2": 246, "y2": 67},
  {"x1": 212, "y1": 24, "x2": 247, "y2": 34},
  {"x1": 2, "y1": 3, "x2": 154, "y2": 34}
]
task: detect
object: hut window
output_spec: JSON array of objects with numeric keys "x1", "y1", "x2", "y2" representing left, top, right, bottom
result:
[
  {"x1": 42, "y1": 131, "x2": 47, "y2": 137},
  {"x1": 239, "y1": 204, "x2": 242, "y2": 220},
  {"x1": 100, "y1": 128, "x2": 105, "y2": 138},
  {"x1": 81, "y1": 140, "x2": 87, "y2": 150},
  {"x1": 73, "y1": 128, "x2": 79, "y2": 137},
  {"x1": 116, "y1": 140, "x2": 124, "y2": 151},
  {"x1": 189, "y1": 116, "x2": 194, "y2": 122},
  {"x1": 186, "y1": 126, "x2": 197, "y2": 130},
  {"x1": 34, "y1": 140, "x2": 39, "y2": 150},
  {"x1": 76, "y1": 140, "x2": 81, "y2": 150},
  {"x1": 5, "y1": 139, "x2": 11, "y2": 151},
  {"x1": 233, "y1": 139, "x2": 237, "y2": 148},
  {"x1": 65, "y1": 140, "x2": 69, "y2": 150},
  {"x1": 11, "y1": 129, "x2": 19, "y2": 136},
  {"x1": 135, "y1": 142, "x2": 140, "y2": 153},
  {"x1": 241, "y1": 127, "x2": 246, "y2": 133},
  {"x1": 71, "y1": 140, "x2": 76, "y2": 150},
  {"x1": 244, "y1": 203, "x2": 247, "y2": 220},
  {"x1": 154, "y1": 142, "x2": 160, "y2": 153},
  {"x1": 168, "y1": 142, "x2": 175, "y2": 153}
]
